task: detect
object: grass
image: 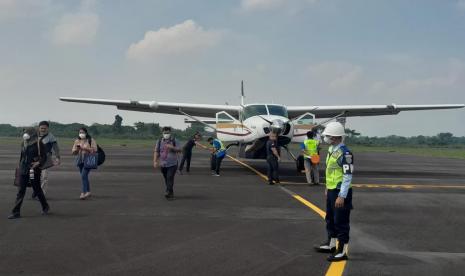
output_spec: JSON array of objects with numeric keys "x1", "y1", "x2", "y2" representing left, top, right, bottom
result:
[
  {"x1": 2, "y1": 137, "x2": 464, "y2": 160},
  {"x1": 350, "y1": 145, "x2": 465, "y2": 160}
]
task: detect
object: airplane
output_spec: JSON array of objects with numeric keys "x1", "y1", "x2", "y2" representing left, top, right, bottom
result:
[{"x1": 60, "y1": 81, "x2": 464, "y2": 160}]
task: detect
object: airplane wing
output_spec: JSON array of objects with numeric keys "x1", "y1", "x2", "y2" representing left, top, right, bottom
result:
[
  {"x1": 287, "y1": 104, "x2": 465, "y2": 119},
  {"x1": 59, "y1": 97, "x2": 241, "y2": 118}
]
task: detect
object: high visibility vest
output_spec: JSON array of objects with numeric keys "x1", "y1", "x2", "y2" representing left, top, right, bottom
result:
[
  {"x1": 303, "y1": 139, "x2": 319, "y2": 159},
  {"x1": 325, "y1": 146, "x2": 344, "y2": 190},
  {"x1": 214, "y1": 139, "x2": 226, "y2": 157},
  {"x1": 215, "y1": 139, "x2": 226, "y2": 151}
]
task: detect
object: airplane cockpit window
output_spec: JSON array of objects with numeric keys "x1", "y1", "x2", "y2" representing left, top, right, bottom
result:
[
  {"x1": 242, "y1": 105, "x2": 268, "y2": 120},
  {"x1": 267, "y1": 105, "x2": 288, "y2": 118}
]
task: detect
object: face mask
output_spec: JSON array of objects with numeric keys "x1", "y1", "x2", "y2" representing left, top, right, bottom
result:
[
  {"x1": 79, "y1": 133, "x2": 86, "y2": 139},
  {"x1": 163, "y1": 134, "x2": 171, "y2": 139},
  {"x1": 324, "y1": 136, "x2": 332, "y2": 144},
  {"x1": 23, "y1": 133, "x2": 31, "y2": 141}
]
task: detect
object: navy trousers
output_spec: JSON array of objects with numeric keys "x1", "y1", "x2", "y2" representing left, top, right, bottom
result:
[{"x1": 325, "y1": 188, "x2": 353, "y2": 244}]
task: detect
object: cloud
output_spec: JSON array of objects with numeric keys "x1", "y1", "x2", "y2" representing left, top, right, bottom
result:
[
  {"x1": 305, "y1": 61, "x2": 363, "y2": 91},
  {"x1": 126, "y1": 20, "x2": 222, "y2": 61},
  {"x1": 241, "y1": 0, "x2": 318, "y2": 12},
  {"x1": 51, "y1": 0, "x2": 99, "y2": 46},
  {"x1": 0, "y1": 0, "x2": 52, "y2": 20}
]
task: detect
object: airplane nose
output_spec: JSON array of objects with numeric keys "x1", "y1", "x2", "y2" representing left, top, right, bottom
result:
[{"x1": 270, "y1": 119, "x2": 285, "y2": 134}]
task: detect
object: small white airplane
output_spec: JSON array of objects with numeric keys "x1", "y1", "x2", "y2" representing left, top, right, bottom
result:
[{"x1": 60, "y1": 82, "x2": 464, "y2": 159}]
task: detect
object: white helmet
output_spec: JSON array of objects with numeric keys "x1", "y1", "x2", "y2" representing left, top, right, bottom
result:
[{"x1": 322, "y1": 122, "x2": 346, "y2": 137}]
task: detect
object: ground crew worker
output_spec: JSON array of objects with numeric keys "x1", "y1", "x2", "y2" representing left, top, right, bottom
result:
[
  {"x1": 208, "y1": 137, "x2": 226, "y2": 176},
  {"x1": 301, "y1": 130, "x2": 320, "y2": 185},
  {"x1": 266, "y1": 132, "x2": 281, "y2": 185},
  {"x1": 178, "y1": 132, "x2": 201, "y2": 174},
  {"x1": 315, "y1": 122, "x2": 354, "y2": 262}
]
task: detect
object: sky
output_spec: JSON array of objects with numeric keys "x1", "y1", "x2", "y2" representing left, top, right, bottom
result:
[{"x1": 1, "y1": 0, "x2": 465, "y2": 137}]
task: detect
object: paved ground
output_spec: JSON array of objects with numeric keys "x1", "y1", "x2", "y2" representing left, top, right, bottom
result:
[{"x1": 0, "y1": 143, "x2": 464, "y2": 276}]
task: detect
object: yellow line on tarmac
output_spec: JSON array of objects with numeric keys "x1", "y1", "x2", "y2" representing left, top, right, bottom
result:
[
  {"x1": 325, "y1": 261, "x2": 347, "y2": 276},
  {"x1": 226, "y1": 155, "x2": 347, "y2": 276},
  {"x1": 227, "y1": 155, "x2": 269, "y2": 181},
  {"x1": 292, "y1": 195, "x2": 326, "y2": 219}
]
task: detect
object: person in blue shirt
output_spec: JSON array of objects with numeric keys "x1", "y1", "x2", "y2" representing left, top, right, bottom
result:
[{"x1": 208, "y1": 137, "x2": 226, "y2": 176}]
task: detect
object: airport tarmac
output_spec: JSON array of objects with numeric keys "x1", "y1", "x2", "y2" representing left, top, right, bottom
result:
[{"x1": 0, "y1": 143, "x2": 464, "y2": 276}]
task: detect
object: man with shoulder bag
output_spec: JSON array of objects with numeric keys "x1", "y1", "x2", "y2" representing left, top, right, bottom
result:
[{"x1": 32, "y1": 121, "x2": 61, "y2": 199}]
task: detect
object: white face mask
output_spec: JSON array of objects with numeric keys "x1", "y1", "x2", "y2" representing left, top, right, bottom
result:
[
  {"x1": 163, "y1": 133, "x2": 171, "y2": 139},
  {"x1": 324, "y1": 136, "x2": 332, "y2": 144},
  {"x1": 23, "y1": 133, "x2": 31, "y2": 141},
  {"x1": 79, "y1": 133, "x2": 86, "y2": 139}
]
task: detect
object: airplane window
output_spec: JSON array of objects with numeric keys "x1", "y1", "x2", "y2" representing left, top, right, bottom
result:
[
  {"x1": 267, "y1": 105, "x2": 288, "y2": 118},
  {"x1": 217, "y1": 112, "x2": 234, "y2": 122},
  {"x1": 242, "y1": 105, "x2": 268, "y2": 120}
]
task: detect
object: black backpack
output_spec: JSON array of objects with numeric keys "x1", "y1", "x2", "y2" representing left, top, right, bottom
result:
[{"x1": 97, "y1": 145, "x2": 105, "y2": 166}]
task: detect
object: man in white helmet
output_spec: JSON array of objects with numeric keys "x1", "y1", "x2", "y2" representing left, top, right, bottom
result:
[{"x1": 314, "y1": 121, "x2": 354, "y2": 262}]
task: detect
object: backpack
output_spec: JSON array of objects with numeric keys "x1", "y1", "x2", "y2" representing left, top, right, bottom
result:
[
  {"x1": 88, "y1": 138, "x2": 106, "y2": 166},
  {"x1": 97, "y1": 145, "x2": 105, "y2": 166}
]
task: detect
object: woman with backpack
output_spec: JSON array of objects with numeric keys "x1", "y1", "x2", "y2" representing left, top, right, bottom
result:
[
  {"x1": 72, "y1": 127, "x2": 98, "y2": 200},
  {"x1": 8, "y1": 128, "x2": 50, "y2": 219}
]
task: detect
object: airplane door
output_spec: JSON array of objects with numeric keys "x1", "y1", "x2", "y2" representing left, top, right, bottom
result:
[
  {"x1": 215, "y1": 111, "x2": 251, "y2": 142},
  {"x1": 292, "y1": 113, "x2": 316, "y2": 143}
]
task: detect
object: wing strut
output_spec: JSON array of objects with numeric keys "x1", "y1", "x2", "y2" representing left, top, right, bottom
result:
[
  {"x1": 313, "y1": 111, "x2": 347, "y2": 129},
  {"x1": 177, "y1": 108, "x2": 217, "y2": 132}
]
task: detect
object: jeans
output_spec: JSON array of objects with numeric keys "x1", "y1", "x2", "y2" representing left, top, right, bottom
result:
[
  {"x1": 12, "y1": 168, "x2": 49, "y2": 215},
  {"x1": 325, "y1": 188, "x2": 353, "y2": 244},
  {"x1": 161, "y1": 165, "x2": 177, "y2": 194},
  {"x1": 179, "y1": 151, "x2": 192, "y2": 172},
  {"x1": 266, "y1": 156, "x2": 279, "y2": 183},
  {"x1": 210, "y1": 155, "x2": 224, "y2": 174},
  {"x1": 79, "y1": 164, "x2": 91, "y2": 193}
]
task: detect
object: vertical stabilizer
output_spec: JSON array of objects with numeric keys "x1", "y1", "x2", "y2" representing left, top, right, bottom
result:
[{"x1": 241, "y1": 80, "x2": 245, "y2": 106}]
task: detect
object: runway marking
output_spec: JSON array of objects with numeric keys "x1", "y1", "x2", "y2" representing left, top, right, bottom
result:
[
  {"x1": 325, "y1": 261, "x2": 347, "y2": 276},
  {"x1": 280, "y1": 182, "x2": 465, "y2": 190},
  {"x1": 226, "y1": 155, "x2": 347, "y2": 276}
]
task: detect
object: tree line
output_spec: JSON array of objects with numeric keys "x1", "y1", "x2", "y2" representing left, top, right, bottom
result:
[
  {"x1": 1, "y1": 116, "x2": 464, "y2": 147},
  {"x1": 345, "y1": 129, "x2": 465, "y2": 147},
  {"x1": 0, "y1": 115, "x2": 204, "y2": 141}
]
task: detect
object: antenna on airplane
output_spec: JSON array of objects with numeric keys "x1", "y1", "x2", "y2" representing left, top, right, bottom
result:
[{"x1": 241, "y1": 80, "x2": 245, "y2": 106}]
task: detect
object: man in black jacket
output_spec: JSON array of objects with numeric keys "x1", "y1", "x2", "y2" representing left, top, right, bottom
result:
[
  {"x1": 9, "y1": 128, "x2": 50, "y2": 219},
  {"x1": 32, "y1": 121, "x2": 61, "y2": 199},
  {"x1": 178, "y1": 132, "x2": 201, "y2": 174}
]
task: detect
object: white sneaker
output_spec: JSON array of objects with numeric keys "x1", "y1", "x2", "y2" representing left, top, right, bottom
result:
[{"x1": 79, "y1": 193, "x2": 85, "y2": 200}]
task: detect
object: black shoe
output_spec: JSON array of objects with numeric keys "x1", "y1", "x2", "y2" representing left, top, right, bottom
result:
[
  {"x1": 42, "y1": 206, "x2": 50, "y2": 215},
  {"x1": 31, "y1": 194, "x2": 38, "y2": 200},
  {"x1": 8, "y1": 213, "x2": 21, "y2": 219},
  {"x1": 178, "y1": 170, "x2": 183, "y2": 175},
  {"x1": 268, "y1": 182, "x2": 274, "y2": 185},
  {"x1": 314, "y1": 242, "x2": 336, "y2": 253},
  {"x1": 165, "y1": 193, "x2": 174, "y2": 199},
  {"x1": 313, "y1": 183, "x2": 320, "y2": 186}
]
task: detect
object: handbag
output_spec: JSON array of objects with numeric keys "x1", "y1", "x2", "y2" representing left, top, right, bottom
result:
[
  {"x1": 13, "y1": 167, "x2": 22, "y2": 187},
  {"x1": 83, "y1": 153, "x2": 98, "y2": 169}
]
